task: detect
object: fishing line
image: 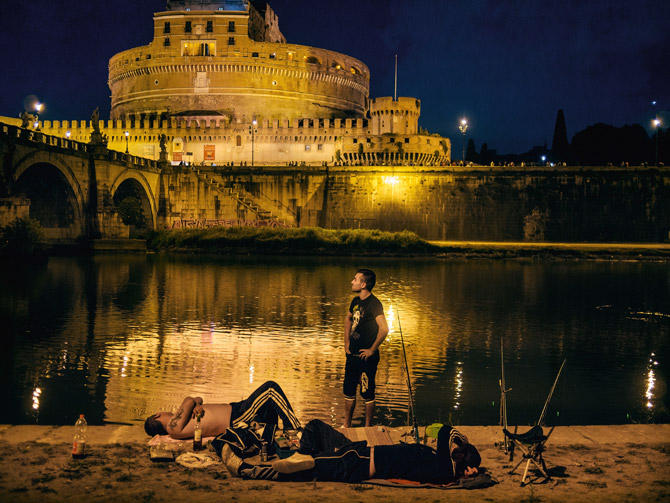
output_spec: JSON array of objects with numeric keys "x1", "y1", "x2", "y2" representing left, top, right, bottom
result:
[{"x1": 397, "y1": 309, "x2": 420, "y2": 442}]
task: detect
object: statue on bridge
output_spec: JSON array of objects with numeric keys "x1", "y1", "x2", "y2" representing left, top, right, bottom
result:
[
  {"x1": 159, "y1": 134, "x2": 169, "y2": 163},
  {"x1": 91, "y1": 107, "x2": 100, "y2": 132},
  {"x1": 20, "y1": 111, "x2": 36, "y2": 129}
]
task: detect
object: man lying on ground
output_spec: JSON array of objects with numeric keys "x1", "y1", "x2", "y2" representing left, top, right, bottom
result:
[
  {"x1": 222, "y1": 419, "x2": 480, "y2": 484},
  {"x1": 144, "y1": 380, "x2": 301, "y2": 439}
]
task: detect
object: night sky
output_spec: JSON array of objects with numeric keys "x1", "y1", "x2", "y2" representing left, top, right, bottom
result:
[{"x1": 2, "y1": 0, "x2": 668, "y2": 154}]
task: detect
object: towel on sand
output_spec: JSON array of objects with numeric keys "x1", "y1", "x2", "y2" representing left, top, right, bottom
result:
[{"x1": 176, "y1": 452, "x2": 221, "y2": 468}]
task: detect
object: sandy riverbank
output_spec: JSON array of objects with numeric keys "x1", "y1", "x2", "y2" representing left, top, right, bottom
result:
[{"x1": 1, "y1": 424, "x2": 668, "y2": 503}]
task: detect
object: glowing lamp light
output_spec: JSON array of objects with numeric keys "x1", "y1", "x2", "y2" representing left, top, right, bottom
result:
[
  {"x1": 66, "y1": 130, "x2": 71, "y2": 138},
  {"x1": 541, "y1": 155, "x2": 546, "y2": 162},
  {"x1": 383, "y1": 175, "x2": 399, "y2": 185},
  {"x1": 35, "y1": 103, "x2": 43, "y2": 113},
  {"x1": 653, "y1": 118, "x2": 661, "y2": 128}
]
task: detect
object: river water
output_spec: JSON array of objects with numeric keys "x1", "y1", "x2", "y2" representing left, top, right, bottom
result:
[{"x1": 1, "y1": 255, "x2": 668, "y2": 429}]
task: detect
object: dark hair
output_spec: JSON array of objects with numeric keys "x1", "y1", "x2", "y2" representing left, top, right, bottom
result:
[
  {"x1": 144, "y1": 414, "x2": 167, "y2": 436},
  {"x1": 356, "y1": 269, "x2": 376, "y2": 291},
  {"x1": 451, "y1": 443, "x2": 481, "y2": 477}
]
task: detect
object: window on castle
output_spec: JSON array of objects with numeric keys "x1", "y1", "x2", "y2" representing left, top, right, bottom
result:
[
  {"x1": 228, "y1": 37, "x2": 235, "y2": 46},
  {"x1": 318, "y1": 144, "x2": 323, "y2": 151},
  {"x1": 252, "y1": 52, "x2": 259, "y2": 57},
  {"x1": 164, "y1": 22, "x2": 171, "y2": 34},
  {"x1": 353, "y1": 138, "x2": 358, "y2": 143},
  {"x1": 185, "y1": 21, "x2": 192, "y2": 33},
  {"x1": 182, "y1": 42, "x2": 215, "y2": 57},
  {"x1": 236, "y1": 135, "x2": 242, "y2": 146},
  {"x1": 390, "y1": 137, "x2": 395, "y2": 143},
  {"x1": 305, "y1": 145, "x2": 311, "y2": 151},
  {"x1": 164, "y1": 37, "x2": 170, "y2": 47},
  {"x1": 269, "y1": 53, "x2": 276, "y2": 59},
  {"x1": 228, "y1": 21, "x2": 235, "y2": 32},
  {"x1": 206, "y1": 21, "x2": 213, "y2": 32},
  {"x1": 405, "y1": 138, "x2": 409, "y2": 144}
]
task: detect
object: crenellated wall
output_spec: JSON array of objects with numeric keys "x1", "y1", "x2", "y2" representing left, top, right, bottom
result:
[{"x1": 33, "y1": 117, "x2": 450, "y2": 166}]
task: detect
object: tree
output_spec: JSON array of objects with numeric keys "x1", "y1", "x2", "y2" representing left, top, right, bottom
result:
[
  {"x1": 571, "y1": 123, "x2": 651, "y2": 165},
  {"x1": 551, "y1": 109, "x2": 570, "y2": 163},
  {"x1": 466, "y1": 139, "x2": 477, "y2": 163},
  {"x1": 0, "y1": 218, "x2": 45, "y2": 256},
  {"x1": 117, "y1": 197, "x2": 144, "y2": 227}
]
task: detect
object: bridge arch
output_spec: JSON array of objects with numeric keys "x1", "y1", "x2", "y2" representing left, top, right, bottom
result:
[
  {"x1": 13, "y1": 151, "x2": 86, "y2": 239},
  {"x1": 110, "y1": 170, "x2": 157, "y2": 231}
]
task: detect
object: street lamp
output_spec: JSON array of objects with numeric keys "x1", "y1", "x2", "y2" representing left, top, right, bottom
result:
[
  {"x1": 249, "y1": 118, "x2": 258, "y2": 167},
  {"x1": 33, "y1": 102, "x2": 43, "y2": 130},
  {"x1": 653, "y1": 118, "x2": 661, "y2": 165},
  {"x1": 124, "y1": 131, "x2": 129, "y2": 153},
  {"x1": 458, "y1": 118, "x2": 468, "y2": 164}
]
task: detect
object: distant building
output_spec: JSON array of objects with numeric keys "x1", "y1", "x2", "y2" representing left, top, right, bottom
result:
[{"x1": 37, "y1": 0, "x2": 451, "y2": 165}]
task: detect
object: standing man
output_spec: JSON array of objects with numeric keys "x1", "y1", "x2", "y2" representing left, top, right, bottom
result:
[{"x1": 343, "y1": 269, "x2": 389, "y2": 427}]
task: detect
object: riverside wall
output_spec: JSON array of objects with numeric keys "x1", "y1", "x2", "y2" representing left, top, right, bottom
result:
[{"x1": 180, "y1": 166, "x2": 670, "y2": 242}]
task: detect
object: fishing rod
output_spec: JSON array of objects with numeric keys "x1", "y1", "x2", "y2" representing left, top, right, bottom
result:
[
  {"x1": 537, "y1": 358, "x2": 567, "y2": 427},
  {"x1": 397, "y1": 310, "x2": 420, "y2": 443},
  {"x1": 499, "y1": 337, "x2": 511, "y2": 453}
]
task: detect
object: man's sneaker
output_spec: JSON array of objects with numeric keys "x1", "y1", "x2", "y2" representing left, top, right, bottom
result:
[
  {"x1": 271, "y1": 452, "x2": 315, "y2": 474},
  {"x1": 220, "y1": 444, "x2": 243, "y2": 476}
]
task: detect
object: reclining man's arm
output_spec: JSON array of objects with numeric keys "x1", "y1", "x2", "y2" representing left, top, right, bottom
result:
[{"x1": 167, "y1": 396, "x2": 202, "y2": 439}]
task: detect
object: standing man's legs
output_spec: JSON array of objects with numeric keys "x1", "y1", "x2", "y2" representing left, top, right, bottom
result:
[
  {"x1": 360, "y1": 351, "x2": 379, "y2": 427},
  {"x1": 343, "y1": 354, "x2": 360, "y2": 427},
  {"x1": 230, "y1": 380, "x2": 301, "y2": 430},
  {"x1": 343, "y1": 352, "x2": 379, "y2": 427}
]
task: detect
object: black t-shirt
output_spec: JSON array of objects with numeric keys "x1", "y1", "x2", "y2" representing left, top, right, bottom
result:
[
  {"x1": 348, "y1": 294, "x2": 384, "y2": 353},
  {"x1": 374, "y1": 426, "x2": 466, "y2": 483},
  {"x1": 373, "y1": 443, "x2": 453, "y2": 483}
]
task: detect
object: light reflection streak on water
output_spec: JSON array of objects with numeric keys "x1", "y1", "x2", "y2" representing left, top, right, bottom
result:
[
  {"x1": 646, "y1": 353, "x2": 658, "y2": 410},
  {"x1": 32, "y1": 388, "x2": 41, "y2": 411}
]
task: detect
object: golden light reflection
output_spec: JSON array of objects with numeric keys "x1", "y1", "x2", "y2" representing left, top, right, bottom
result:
[
  {"x1": 383, "y1": 176, "x2": 399, "y2": 185},
  {"x1": 453, "y1": 362, "x2": 463, "y2": 410},
  {"x1": 386, "y1": 303, "x2": 396, "y2": 338},
  {"x1": 32, "y1": 387, "x2": 42, "y2": 410},
  {"x1": 645, "y1": 353, "x2": 658, "y2": 409}
]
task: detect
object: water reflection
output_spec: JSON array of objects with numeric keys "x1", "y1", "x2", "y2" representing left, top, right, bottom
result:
[{"x1": 0, "y1": 256, "x2": 668, "y2": 427}]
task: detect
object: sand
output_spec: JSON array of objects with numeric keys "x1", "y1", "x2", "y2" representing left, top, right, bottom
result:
[{"x1": 0, "y1": 424, "x2": 669, "y2": 503}]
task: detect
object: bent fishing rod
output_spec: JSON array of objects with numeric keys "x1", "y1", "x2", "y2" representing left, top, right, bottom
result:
[{"x1": 397, "y1": 310, "x2": 420, "y2": 442}]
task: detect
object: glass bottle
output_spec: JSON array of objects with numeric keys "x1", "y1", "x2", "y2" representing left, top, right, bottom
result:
[{"x1": 193, "y1": 413, "x2": 203, "y2": 451}]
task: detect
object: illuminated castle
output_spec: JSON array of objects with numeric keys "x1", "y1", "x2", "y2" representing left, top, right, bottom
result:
[{"x1": 37, "y1": 0, "x2": 451, "y2": 165}]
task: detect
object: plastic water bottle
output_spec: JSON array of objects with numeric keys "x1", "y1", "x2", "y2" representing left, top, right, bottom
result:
[
  {"x1": 72, "y1": 414, "x2": 87, "y2": 459},
  {"x1": 193, "y1": 414, "x2": 203, "y2": 451}
]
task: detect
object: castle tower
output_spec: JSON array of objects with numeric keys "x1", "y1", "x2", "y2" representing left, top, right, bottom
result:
[
  {"x1": 108, "y1": 0, "x2": 369, "y2": 123},
  {"x1": 369, "y1": 97, "x2": 421, "y2": 135}
]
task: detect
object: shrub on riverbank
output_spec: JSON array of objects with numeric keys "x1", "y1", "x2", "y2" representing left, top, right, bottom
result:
[
  {"x1": 147, "y1": 227, "x2": 439, "y2": 255},
  {"x1": 0, "y1": 217, "x2": 46, "y2": 257}
]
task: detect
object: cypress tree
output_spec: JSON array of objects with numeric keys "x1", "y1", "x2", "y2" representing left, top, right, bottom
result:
[{"x1": 551, "y1": 109, "x2": 569, "y2": 163}]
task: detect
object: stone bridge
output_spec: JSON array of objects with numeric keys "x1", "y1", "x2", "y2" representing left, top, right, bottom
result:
[
  {"x1": 1, "y1": 123, "x2": 164, "y2": 240},
  {"x1": 0, "y1": 123, "x2": 318, "y2": 241}
]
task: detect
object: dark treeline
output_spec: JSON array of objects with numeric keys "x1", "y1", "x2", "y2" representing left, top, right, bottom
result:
[{"x1": 467, "y1": 109, "x2": 669, "y2": 166}]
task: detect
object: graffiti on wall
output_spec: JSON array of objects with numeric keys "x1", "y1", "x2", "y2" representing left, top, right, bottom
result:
[{"x1": 169, "y1": 218, "x2": 289, "y2": 229}]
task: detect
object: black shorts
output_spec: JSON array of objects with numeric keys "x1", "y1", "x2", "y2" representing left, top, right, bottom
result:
[{"x1": 343, "y1": 351, "x2": 380, "y2": 402}]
